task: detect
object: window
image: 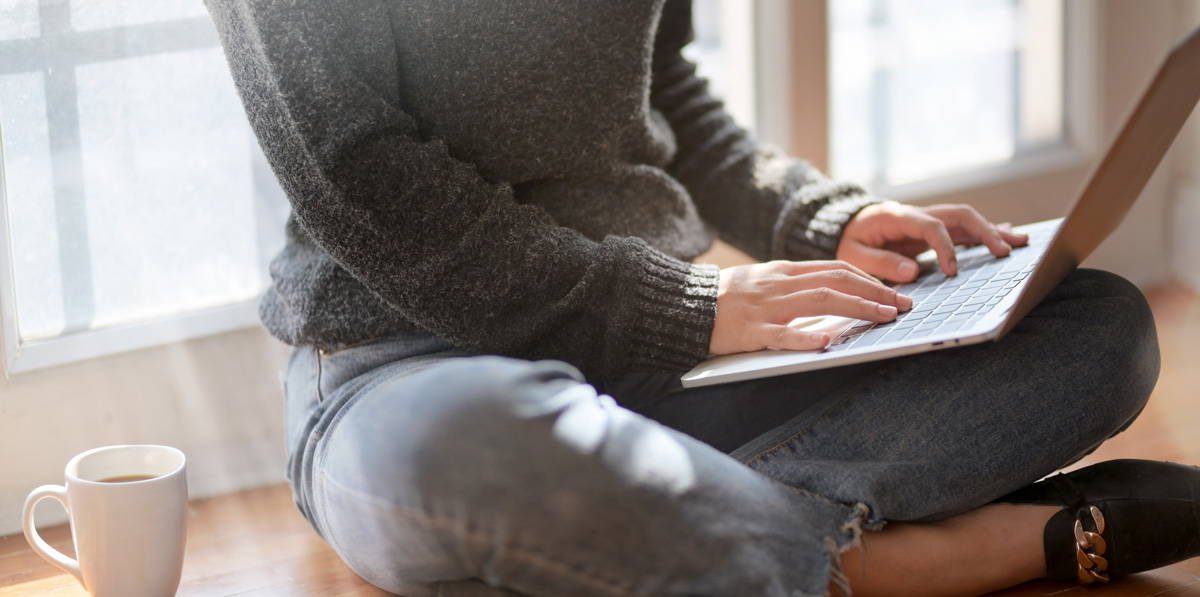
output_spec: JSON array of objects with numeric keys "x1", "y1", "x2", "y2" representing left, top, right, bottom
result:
[
  {"x1": 689, "y1": 0, "x2": 1069, "y2": 190},
  {"x1": 830, "y1": 0, "x2": 1065, "y2": 187},
  {"x1": 686, "y1": 0, "x2": 757, "y2": 131},
  {"x1": 0, "y1": 0, "x2": 287, "y2": 373}
]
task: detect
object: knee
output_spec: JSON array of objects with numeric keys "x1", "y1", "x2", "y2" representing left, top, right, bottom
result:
[
  {"x1": 1043, "y1": 269, "x2": 1159, "y2": 432},
  {"x1": 1061, "y1": 269, "x2": 1154, "y2": 336},
  {"x1": 1077, "y1": 269, "x2": 1158, "y2": 391}
]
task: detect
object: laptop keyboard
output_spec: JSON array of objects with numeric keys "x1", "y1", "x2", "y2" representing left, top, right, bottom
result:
[{"x1": 826, "y1": 236, "x2": 1051, "y2": 352}]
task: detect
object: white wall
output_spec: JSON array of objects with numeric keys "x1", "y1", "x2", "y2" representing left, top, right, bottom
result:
[
  {"x1": 1083, "y1": 0, "x2": 1200, "y2": 287},
  {"x1": 1173, "y1": 121, "x2": 1200, "y2": 290},
  {"x1": 0, "y1": 327, "x2": 289, "y2": 536},
  {"x1": 1170, "y1": 2, "x2": 1200, "y2": 291}
]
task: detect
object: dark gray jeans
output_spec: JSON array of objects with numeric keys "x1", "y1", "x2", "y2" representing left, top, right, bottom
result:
[{"x1": 283, "y1": 269, "x2": 1159, "y2": 597}]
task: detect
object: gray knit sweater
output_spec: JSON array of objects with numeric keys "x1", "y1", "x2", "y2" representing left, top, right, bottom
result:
[{"x1": 207, "y1": 0, "x2": 878, "y2": 378}]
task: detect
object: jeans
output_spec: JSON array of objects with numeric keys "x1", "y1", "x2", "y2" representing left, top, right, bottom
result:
[{"x1": 282, "y1": 269, "x2": 1159, "y2": 597}]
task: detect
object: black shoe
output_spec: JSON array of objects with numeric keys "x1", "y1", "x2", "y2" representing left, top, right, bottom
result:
[{"x1": 996, "y1": 459, "x2": 1200, "y2": 585}]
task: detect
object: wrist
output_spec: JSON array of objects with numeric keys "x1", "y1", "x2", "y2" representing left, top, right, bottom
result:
[{"x1": 774, "y1": 191, "x2": 880, "y2": 262}]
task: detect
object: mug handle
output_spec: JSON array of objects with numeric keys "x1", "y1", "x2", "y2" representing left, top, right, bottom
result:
[{"x1": 23, "y1": 485, "x2": 83, "y2": 583}]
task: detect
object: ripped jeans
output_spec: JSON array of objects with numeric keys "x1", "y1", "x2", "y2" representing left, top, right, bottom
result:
[{"x1": 282, "y1": 269, "x2": 1159, "y2": 597}]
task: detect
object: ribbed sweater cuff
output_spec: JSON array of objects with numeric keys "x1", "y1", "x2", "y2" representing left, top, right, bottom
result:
[
  {"x1": 774, "y1": 186, "x2": 880, "y2": 262},
  {"x1": 614, "y1": 241, "x2": 719, "y2": 372}
]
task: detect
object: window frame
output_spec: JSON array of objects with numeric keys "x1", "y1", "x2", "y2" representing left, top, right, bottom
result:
[
  {"x1": 0, "y1": 6, "x2": 282, "y2": 376},
  {"x1": 701, "y1": 0, "x2": 1100, "y2": 268},
  {"x1": 0, "y1": 125, "x2": 265, "y2": 377},
  {"x1": 753, "y1": 0, "x2": 1099, "y2": 226}
]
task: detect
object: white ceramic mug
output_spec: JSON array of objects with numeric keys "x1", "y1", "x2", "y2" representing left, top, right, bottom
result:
[{"x1": 23, "y1": 444, "x2": 188, "y2": 597}]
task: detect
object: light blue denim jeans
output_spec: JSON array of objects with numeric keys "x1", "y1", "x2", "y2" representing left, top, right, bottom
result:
[{"x1": 282, "y1": 269, "x2": 1159, "y2": 596}]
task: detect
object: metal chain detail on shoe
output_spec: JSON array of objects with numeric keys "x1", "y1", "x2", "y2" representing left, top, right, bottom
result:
[{"x1": 1073, "y1": 505, "x2": 1110, "y2": 584}]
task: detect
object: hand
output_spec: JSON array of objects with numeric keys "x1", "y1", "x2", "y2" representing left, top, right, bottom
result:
[
  {"x1": 837, "y1": 202, "x2": 1029, "y2": 283},
  {"x1": 710, "y1": 260, "x2": 912, "y2": 355}
]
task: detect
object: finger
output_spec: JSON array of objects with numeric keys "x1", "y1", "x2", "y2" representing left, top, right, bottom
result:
[
  {"x1": 897, "y1": 214, "x2": 958, "y2": 276},
  {"x1": 838, "y1": 241, "x2": 922, "y2": 284},
  {"x1": 779, "y1": 259, "x2": 873, "y2": 281},
  {"x1": 758, "y1": 325, "x2": 831, "y2": 351},
  {"x1": 935, "y1": 205, "x2": 1011, "y2": 257},
  {"x1": 996, "y1": 223, "x2": 1029, "y2": 247},
  {"x1": 768, "y1": 287, "x2": 899, "y2": 323},
  {"x1": 779, "y1": 268, "x2": 912, "y2": 310}
]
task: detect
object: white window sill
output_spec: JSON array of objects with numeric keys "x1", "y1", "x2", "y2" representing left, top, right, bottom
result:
[
  {"x1": 866, "y1": 144, "x2": 1092, "y2": 204},
  {"x1": 1, "y1": 297, "x2": 262, "y2": 376}
]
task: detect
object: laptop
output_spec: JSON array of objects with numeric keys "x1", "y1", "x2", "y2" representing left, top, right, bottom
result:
[{"x1": 681, "y1": 24, "x2": 1200, "y2": 389}]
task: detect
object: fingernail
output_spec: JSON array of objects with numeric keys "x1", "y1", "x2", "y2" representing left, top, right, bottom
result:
[
  {"x1": 877, "y1": 304, "x2": 897, "y2": 319},
  {"x1": 898, "y1": 262, "x2": 918, "y2": 279},
  {"x1": 898, "y1": 294, "x2": 913, "y2": 310}
]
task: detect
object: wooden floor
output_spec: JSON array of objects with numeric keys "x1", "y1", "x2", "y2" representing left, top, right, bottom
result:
[{"x1": 1, "y1": 284, "x2": 1198, "y2": 597}]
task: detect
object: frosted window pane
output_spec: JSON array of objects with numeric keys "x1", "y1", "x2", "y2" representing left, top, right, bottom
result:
[
  {"x1": 0, "y1": 0, "x2": 38, "y2": 41},
  {"x1": 684, "y1": 0, "x2": 755, "y2": 131},
  {"x1": 75, "y1": 48, "x2": 266, "y2": 330},
  {"x1": 1, "y1": 72, "x2": 66, "y2": 340},
  {"x1": 831, "y1": 0, "x2": 1065, "y2": 187},
  {"x1": 0, "y1": 3, "x2": 288, "y2": 344},
  {"x1": 687, "y1": 0, "x2": 724, "y2": 93},
  {"x1": 70, "y1": 0, "x2": 207, "y2": 31}
]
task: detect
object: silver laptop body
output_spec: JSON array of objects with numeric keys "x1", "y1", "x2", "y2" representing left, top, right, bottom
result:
[{"x1": 682, "y1": 25, "x2": 1200, "y2": 388}]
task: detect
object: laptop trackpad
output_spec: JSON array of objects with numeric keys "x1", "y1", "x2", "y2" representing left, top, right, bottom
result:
[{"x1": 788, "y1": 315, "x2": 857, "y2": 342}]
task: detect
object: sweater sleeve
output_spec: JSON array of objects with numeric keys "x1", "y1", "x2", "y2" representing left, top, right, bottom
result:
[
  {"x1": 651, "y1": 0, "x2": 880, "y2": 263},
  {"x1": 207, "y1": 0, "x2": 719, "y2": 376}
]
